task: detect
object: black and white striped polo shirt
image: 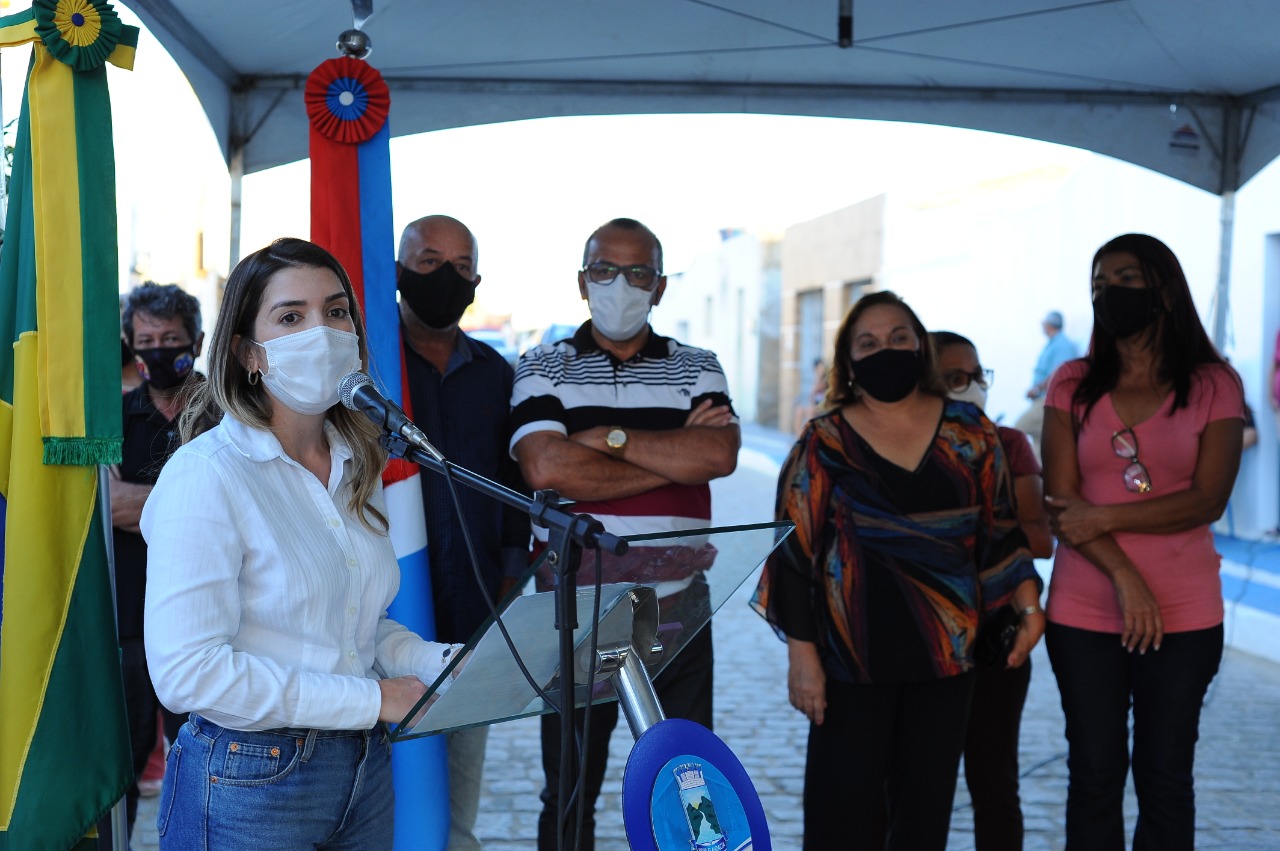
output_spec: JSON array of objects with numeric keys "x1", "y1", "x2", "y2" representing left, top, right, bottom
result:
[{"x1": 509, "y1": 321, "x2": 734, "y2": 538}]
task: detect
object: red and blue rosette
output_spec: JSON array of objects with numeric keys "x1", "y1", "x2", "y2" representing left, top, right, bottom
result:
[
  {"x1": 305, "y1": 56, "x2": 389, "y2": 144},
  {"x1": 306, "y1": 55, "x2": 396, "y2": 373}
]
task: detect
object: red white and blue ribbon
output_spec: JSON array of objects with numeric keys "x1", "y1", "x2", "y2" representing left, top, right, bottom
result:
[{"x1": 307, "y1": 55, "x2": 449, "y2": 850}]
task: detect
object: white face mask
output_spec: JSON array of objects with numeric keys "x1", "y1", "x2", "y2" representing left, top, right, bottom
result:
[
  {"x1": 587, "y1": 276, "x2": 655, "y2": 342},
  {"x1": 949, "y1": 382, "x2": 988, "y2": 411},
  {"x1": 255, "y1": 325, "x2": 361, "y2": 415}
]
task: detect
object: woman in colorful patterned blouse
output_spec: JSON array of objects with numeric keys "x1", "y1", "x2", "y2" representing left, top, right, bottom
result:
[
  {"x1": 753, "y1": 291, "x2": 1043, "y2": 851},
  {"x1": 1041, "y1": 234, "x2": 1244, "y2": 851}
]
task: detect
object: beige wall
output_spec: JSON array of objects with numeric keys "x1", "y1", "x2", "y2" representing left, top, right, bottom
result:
[{"x1": 779, "y1": 194, "x2": 886, "y2": 432}]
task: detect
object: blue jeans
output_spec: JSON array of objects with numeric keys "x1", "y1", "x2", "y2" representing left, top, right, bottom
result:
[
  {"x1": 157, "y1": 714, "x2": 395, "y2": 850},
  {"x1": 1045, "y1": 622, "x2": 1223, "y2": 851}
]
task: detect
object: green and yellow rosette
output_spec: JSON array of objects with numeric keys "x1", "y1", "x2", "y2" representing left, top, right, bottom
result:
[
  {"x1": 0, "y1": 0, "x2": 135, "y2": 72},
  {"x1": 33, "y1": 0, "x2": 123, "y2": 70}
]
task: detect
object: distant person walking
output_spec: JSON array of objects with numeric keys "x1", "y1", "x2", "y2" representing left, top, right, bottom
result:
[{"x1": 1015, "y1": 310, "x2": 1077, "y2": 458}]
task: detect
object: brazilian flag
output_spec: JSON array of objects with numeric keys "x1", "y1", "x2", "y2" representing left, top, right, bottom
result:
[{"x1": 0, "y1": 3, "x2": 138, "y2": 848}]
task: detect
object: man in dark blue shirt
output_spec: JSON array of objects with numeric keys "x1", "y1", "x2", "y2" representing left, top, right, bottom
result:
[{"x1": 398, "y1": 215, "x2": 529, "y2": 849}]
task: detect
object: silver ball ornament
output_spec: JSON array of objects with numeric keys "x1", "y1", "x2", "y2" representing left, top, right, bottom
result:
[{"x1": 336, "y1": 29, "x2": 372, "y2": 59}]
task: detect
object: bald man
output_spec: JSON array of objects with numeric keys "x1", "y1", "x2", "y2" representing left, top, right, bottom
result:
[
  {"x1": 511, "y1": 217, "x2": 740, "y2": 850},
  {"x1": 397, "y1": 216, "x2": 529, "y2": 849}
]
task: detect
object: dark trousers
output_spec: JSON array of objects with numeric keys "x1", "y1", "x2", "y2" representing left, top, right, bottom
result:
[
  {"x1": 121, "y1": 638, "x2": 185, "y2": 835},
  {"x1": 804, "y1": 672, "x2": 975, "y2": 851},
  {"x1": 536, "y1": 620, "x2": 714, "y2": 851},
  {"x1": 1045, "y1": 621, "x2": 1223, "y2": 851},
  {"x1": 963, "y1": 658, "x2": 1032, "y2": 851}
]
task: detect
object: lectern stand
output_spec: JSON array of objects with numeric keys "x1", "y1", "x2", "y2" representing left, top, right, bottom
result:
[{"x1": 389, "y1": 522, "x2": 791, "y2": 851}]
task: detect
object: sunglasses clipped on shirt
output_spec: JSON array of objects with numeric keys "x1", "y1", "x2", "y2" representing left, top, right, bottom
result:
[{"x1": 1111, "y1": 427, "x2": 1152, "y2": 493}]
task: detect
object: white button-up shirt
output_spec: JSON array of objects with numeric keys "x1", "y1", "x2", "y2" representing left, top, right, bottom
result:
[{"x1": 142, "y1": 414, "x2": 452, "y2": 732}]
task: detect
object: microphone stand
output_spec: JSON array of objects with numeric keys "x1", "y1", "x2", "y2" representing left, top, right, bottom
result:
[{"x1": 380, "y1": 432, "x2": 627, "y2": 851}]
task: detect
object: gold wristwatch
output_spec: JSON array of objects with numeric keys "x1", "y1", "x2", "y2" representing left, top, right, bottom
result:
[{"x1": 605, "y1": 426, "x2": 628, "y2": 458}]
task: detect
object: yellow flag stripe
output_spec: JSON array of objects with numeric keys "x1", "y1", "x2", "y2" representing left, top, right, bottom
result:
[
  {"x1": 0, "y1": 333, "x2": 98, "y2": 827},
  {"x1": 28, "y1": 45, "x2": 86, "y2": 439},
  {"x1": 109, "y1": 41, "x2": 135, "y2": 71},
  {"x1": 0, "y1": 16, "x2": 37, "y2": 47}
]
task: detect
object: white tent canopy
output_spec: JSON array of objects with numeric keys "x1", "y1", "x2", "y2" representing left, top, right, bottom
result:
[
  {"x1": 123, "y1": 0, "x2": 1280, "y2": 195},
  {"x1": 121, "y1": 0, "x2": 1280, "y2": 343}
]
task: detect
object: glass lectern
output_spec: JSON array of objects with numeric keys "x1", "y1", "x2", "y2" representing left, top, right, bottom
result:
[{"x1": 389, "y1": 520, "x2": 792, "y2": 742}]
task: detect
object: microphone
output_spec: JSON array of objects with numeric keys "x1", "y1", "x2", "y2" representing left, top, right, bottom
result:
[{"x1": 338, "y1": 372, "x2": 446, "y2": 463}]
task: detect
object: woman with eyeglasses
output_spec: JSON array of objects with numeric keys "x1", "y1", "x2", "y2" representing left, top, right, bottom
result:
[
  {"x1": 753, "y1": 291, "x2": 1042, "y2": 850},
  {"x1": 933, "y1": 330, "x2": 1052, "y2": 851},
  {"x1": 1040, "y1": 234, "x2": 1244, "y2": 851}
]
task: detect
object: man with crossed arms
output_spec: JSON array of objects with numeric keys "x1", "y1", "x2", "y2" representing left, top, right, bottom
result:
[{"x1": 510, "y1": 217, "x2": 739, "y2": 850}]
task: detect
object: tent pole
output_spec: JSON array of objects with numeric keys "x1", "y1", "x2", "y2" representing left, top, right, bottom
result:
[
  {"x1": 97, "y1": 466, "x2": 130, "y2": 851},
  {"x1": 1212, "y1": 105, "x2": 1242, "y2": 350},
  {"x1": 1213, "y1": 190, "x2": 1236, "y2": 350},
  {"x1": 228, "y1": 145, "x2": 244, "y2": 268}
]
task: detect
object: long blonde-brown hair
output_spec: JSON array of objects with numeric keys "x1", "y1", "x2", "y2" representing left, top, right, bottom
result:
[{"x1": 180, "y1": 238, "x2": 388, "y2": 533}]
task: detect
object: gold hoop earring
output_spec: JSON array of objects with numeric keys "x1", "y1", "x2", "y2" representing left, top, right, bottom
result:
[{"x1": 247, "y1": 370, "x2": 260, "y2": 386}]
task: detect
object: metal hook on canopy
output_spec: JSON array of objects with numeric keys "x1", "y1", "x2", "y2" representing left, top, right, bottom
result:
[
  {"x1": 350, "y1": 0, "x2": 373, "y2": 29},
  {"x1": 337, "y1": 0, "x2": 373, "y2": 58}
]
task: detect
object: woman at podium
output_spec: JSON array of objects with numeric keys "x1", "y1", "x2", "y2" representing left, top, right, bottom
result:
[
  {"x1": 141, "y1": 239, "x2": 459, "y2": 850},
  {"x1": 753, "y1": 291, "x2": 1043, "y2": 851}
]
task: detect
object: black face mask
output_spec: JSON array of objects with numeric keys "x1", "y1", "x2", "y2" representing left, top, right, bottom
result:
[
  {"x1": 1094, "y1": 286, "x2": 1159, "y2": 340},
  {"x1": 853, "y1": 348, "x2": 921, "y2": 403},
  {"x1": 133, "y1": 345, "x2": 196, "y2": 391},
  {"x1": 397, "y1": 261, "x2": 477, "y2": 330}
]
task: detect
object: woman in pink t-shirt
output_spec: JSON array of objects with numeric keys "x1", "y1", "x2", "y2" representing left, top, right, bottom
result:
[{"x1": 1041, "y1": 234, "x2": 1244, "y2": 851}]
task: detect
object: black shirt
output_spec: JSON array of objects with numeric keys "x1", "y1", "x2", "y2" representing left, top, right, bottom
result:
[{"x1": 113, "y1": 384, "x2": 182, "y2": 639}]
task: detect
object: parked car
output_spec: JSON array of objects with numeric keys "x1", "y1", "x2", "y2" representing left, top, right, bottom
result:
[
  {"x1": 539, "y1": 323, "x2": 579, "y2": 346},
  {"x1": 468, "y1": 327, "x2": 519, "y2": 370}
]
